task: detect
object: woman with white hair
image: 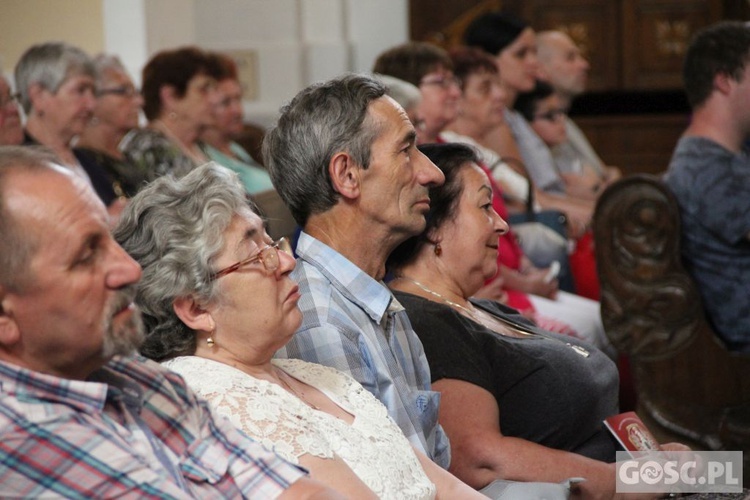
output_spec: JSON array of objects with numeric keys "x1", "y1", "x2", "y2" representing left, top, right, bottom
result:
[{"x1": 15, "y1": 41, "x2": 95, "y2": 179}]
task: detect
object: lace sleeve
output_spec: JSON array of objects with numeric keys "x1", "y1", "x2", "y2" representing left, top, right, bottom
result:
[{"x1": 163, "y1": 357, "x2": 334, "y2": 465}]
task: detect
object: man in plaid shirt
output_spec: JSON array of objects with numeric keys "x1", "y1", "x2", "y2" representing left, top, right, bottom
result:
[
  {"x1": 266, "y1": 74, "x2": 451, "y2": 469},
  {"x1": 0, "y1": 147, "x2": 338, "y2": 499}
]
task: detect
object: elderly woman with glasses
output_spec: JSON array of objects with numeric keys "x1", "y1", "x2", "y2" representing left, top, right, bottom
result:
[
  {"x1": 114, "y1": 162, "x2": 484, "y2": 500},
  {"x1": 373, "y1": 41, "x2": 461, "y2": 144},
  {"x1": 75, "y1": 54, "x2": 147, "y2": 219}
]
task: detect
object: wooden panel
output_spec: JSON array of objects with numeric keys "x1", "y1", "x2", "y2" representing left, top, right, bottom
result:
[
  {"x1": 410, "y1": 0, "x2": 503, "y2": 48},
  {"x1": 621, "y1": 0, "x2": 723, "y2": 89},
  {"x1": 574, "y1": 113, "x2": 689, "y2": 176},
  {"x1": 522, "y1": 0, "x2": 620, "y2": 91}
]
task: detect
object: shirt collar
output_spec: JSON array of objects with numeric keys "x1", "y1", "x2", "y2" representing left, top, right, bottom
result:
[
  {"x1": 296, "y1": 231, "x2": 395, "y2": 322},
  {"x1": 0, "y1": 357, "x2": 141, "y2": 414}
]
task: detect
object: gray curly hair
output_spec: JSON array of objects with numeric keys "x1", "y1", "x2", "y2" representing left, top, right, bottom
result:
[{"x1": 114, "y1": 162, "x2": 252, "y2": 361}]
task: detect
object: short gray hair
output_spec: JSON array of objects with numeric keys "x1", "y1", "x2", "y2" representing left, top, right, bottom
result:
[
  {"x1": 262, "y1": 73, "x2": 386, "y2": 226},
  {"x1": 14, "y1": 42, "x2": 95, "y2": 114},
  {"x1": 375, "y1": 73, "x2": 422, "y2": 114},
  {"x1": 92, "y1": 53, "x2": 128, "y2": 88},
  {"x1": 114, "y1": 162, "x2": 252, "y2": 362},
  {"x1": 0, "y1": 146, "x2": 61, "y2": 291}
]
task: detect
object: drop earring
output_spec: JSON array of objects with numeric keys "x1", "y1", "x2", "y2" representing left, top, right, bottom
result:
[
  {"x1": 206, "y1": 331, "x2": 215, "y2": 347},
  {"x1": 434, "y1": 243, "x2": 442, "y2": 256}
]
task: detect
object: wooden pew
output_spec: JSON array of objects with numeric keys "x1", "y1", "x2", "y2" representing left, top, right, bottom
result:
[{"x1": 593, "y1": 175, "x2": 750, "y2": 476}]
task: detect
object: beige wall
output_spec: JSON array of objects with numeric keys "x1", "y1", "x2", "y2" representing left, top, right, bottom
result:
[{"x1": 0, "y1": 0, "x2": 104, "y2": 75}]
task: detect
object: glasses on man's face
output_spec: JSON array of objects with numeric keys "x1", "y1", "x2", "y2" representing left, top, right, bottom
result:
[
  {"x1": 95, "y1": 85, "x2": 140, "y2": 98},
  {"x1": 210, "y1": 237, "x2": 292, "y2": 281},
  {"x1": 420, "y1": 74, "x2": 461, "y2": 90},
  {"x1": 533, "y1": 108, "x2": 567, "y2": 122}
]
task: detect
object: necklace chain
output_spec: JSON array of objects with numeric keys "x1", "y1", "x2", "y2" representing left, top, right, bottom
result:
[
  {"x1": 395, "y1": 276, "x2": 589, "y2": 357},
  {"x1": 276, "y1": 369, "x2": 321, "y2": 411},
  {"x1": 398, "y1": 276, "x2": 481, "y2": 319}
]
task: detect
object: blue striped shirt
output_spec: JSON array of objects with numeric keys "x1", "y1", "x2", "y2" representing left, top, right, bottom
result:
[{"x1": 276, "y1": 232, "x2": 451, "y2": 468}]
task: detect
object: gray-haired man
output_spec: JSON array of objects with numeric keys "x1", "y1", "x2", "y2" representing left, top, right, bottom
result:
[{"x1": 265, "y1": 74, "x2": 451, "y2": 468}]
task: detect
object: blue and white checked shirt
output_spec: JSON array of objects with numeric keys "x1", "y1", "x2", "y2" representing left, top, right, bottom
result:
[{"x1": 276, "y1": 232, "x2": 451, "y2": 468}]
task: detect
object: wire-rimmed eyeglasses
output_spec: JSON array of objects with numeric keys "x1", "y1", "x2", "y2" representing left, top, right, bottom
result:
[
  {"x1": 210, "y1": 237, "x2": 292, "y2": 281},
  {"x1": 419, "y1": 74, "x2": 462, "y2": 90}
]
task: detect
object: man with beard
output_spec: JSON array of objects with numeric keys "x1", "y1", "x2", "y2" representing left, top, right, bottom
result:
[{"x1": 0, "y1": 146, "x2": 337, "y2": 498}]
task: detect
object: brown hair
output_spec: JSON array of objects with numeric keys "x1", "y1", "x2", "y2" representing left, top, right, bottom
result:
[
  {"x1": 373, "y1": 42, "x2": 453, "y2": 87},
  {"x1": 141, "y1": 46, "x2": 213, "y2": 120},
  {"x1": 205, "y1": 51, "x2": 239, "y2": 82},
  {"x1": 449, "y1": 46, "x2": 498, "y2": 91}
]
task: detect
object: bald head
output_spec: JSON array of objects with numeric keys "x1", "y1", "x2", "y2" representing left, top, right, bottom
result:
[{"x1": 537, "y1": 30, "x2": 590, "y2": 104}]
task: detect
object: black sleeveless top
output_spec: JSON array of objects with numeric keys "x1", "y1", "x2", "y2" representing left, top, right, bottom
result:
[{"x1": 394, "y1": 291, "x2": 619, "y2": 462}]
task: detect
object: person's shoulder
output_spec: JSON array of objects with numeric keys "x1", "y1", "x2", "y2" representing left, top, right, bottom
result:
[
  {"x1": 292, "y1": 258, "x2": 330, "y2": 291},
  {"x1": 108, "y1": 355, "x2": 195, "y2": 401},
  {"x1": 393, "y1": 290, "x2": 446, "y2": 315},
  {"x1": 472, "y1": 297, "x2": 531, "y2": 322},
  {"x1": 673, "y1": 135, "x2": 733, "y2": 159},
  {"x1": 292, "y1": 260, "x2": 363, "y2": 330},
  {"x1": 120, "y1": 127, "x2": 162, "y2": 148},
  {"x1": 393, "y1": 291, "x2": 465, "y2": 333},
  {"x1": 666, "y1": 136, "x2": 732, "y2": 183},
  {"x1": 275, "y1": 357, "x2": 349, "y2": 384}
]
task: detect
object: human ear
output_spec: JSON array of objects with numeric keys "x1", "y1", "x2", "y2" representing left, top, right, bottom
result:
[
  {"x1": 27, "y1": 83, "x2": 49, "y2": 113},
  {"x1": 159, "y1": 85, "x2": 179, "y2": 110},
  {"x1": 714, "y1": 72, "x2": 733, "y2": 96},
  {"x1": 426, "y1": 226, "x2": 443, "y2": 247},
  {"x1": 328, "y1": 152, "x2": 361, "y2": 200},
  {"x1": 173, "y1": 296, "x2": 215, "y2": 333},
  {"x1": 0, "y1": 288, "x2": 21, "y2": 347}
]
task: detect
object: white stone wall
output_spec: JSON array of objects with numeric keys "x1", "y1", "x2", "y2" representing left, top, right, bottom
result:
[{"x1": 104, "y1": 0, "x2": 408, "y2": 127}]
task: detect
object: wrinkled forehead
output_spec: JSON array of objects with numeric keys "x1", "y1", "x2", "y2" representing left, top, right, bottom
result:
[
  {"x1": 6, "y1": 165, "x2": 106, "y2": 227},
  {"x1": 369, "y1": 95, "x2": 411, "y2": 129},
  {"x1": 3, "y1": 165, "x2": 106, "y2": 264}
]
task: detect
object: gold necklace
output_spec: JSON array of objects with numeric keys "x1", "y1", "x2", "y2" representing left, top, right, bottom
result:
[
  {"x1": 398, "y1": 276, "x2": 481, "y2": 318},
  {"x1": 395, "y1": 276, "x2": 590, "y2": 357}
]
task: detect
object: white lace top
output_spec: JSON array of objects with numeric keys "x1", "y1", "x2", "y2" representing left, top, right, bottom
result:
[{"x1": 163, "y1": 356, "x2": 436, "y2": 500}]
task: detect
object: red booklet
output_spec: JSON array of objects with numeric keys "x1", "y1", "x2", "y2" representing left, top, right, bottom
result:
[{"x1": 604, "y1": 411, "x2": 662, "y2": 456}]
